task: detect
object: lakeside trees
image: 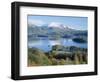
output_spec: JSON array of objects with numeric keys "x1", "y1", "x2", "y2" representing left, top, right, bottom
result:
[{"x1": 28, "y1": 45, "x2": 87, "y2": 66}]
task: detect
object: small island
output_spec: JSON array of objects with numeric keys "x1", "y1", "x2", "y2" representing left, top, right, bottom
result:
[{"x1": 72, "y1": 37, "x2": 87, "y2": 43}]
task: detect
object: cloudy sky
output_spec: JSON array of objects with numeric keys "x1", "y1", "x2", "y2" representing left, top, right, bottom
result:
[{"x1": 28, "y1": 15, "x2": 88, "y2": 30}]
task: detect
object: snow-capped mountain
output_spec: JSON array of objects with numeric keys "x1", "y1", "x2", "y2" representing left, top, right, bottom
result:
[
  {"x1": 28, "y1": 22, "x2": 74, "y2": 31},
  {"x1": 48, "y1": 22, "x2": 68, "y2": 29},
  {"x1": 28, "y1": 22, "x2": 87, "y2": 38}
]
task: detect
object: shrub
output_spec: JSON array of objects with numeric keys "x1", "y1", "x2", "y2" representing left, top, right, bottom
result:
[
  {"x1": 28, "y1": 48, "x2": 52, "y2": 66},
  {"x1": 59, "y1": 59, "x2": 66, "y2": 65},
  {"x1": 73, "y1": 53, "x2": 80, "y2": 64},
  {"x1": 52, "y1": 45, "x2": 64, "y2": 51},
  {"x1": 51, "y1": 58, "x2": 58, "y2": 65}
]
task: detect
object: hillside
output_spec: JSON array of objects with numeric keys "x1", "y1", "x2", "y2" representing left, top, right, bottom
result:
[{"x1": 28, "y1": 23, "x2": 87, "y2": 41}]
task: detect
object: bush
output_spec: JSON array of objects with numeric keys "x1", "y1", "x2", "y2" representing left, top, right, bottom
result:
[
  {"x1": 28, "y1": 48, "x2": 52, "y2": 66},
  {"x1": 51, "y1": 58, "x2": 58, "y2": 65},
  {"x1": 59, "y1": 59, "x2": 66, "y2": 65},
  {"x1": 52, "y1": 45, "x2": 64, "y2": 51}
]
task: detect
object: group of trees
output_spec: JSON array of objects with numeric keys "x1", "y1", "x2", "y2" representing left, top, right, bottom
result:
[{"x1": 28, "y1": 45, "x2": 87, "y2": 66}]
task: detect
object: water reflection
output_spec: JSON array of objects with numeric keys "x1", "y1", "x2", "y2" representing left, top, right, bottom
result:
[{"x1": 28, "y1": 38, "x2": 87, "y2": 52}]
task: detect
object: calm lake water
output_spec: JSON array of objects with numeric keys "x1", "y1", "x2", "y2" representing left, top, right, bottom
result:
[{"x1": 28, "y1": 37, "x2": 87, "y2": 52}]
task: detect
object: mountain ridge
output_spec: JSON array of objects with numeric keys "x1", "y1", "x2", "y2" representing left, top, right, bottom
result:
[{"x1": 28, "y1": 23, "x2": 87, "y2": 41}]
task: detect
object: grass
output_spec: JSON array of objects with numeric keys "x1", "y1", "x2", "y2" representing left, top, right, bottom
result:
[{"x1": 28, "y1": 45, "x2": 88, "y2": 66}]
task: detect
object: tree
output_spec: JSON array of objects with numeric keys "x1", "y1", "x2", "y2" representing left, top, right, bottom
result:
[{"x1": 74, "y1": 53, "x2": 80, "y2": 64}]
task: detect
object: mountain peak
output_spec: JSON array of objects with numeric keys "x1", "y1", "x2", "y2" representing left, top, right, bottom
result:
[{"x1": 48, "y1": 22, "x2": 67, "y2": 29}]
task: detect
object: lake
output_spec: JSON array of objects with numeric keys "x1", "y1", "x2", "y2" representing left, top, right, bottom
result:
[{"x1": 28, "y1": 37, "x2": 87, "y2": 52}]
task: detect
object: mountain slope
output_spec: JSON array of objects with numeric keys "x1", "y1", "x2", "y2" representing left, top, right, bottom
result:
[{"x1": 28, "y1": 23, "x2": 87, "y2": 40}]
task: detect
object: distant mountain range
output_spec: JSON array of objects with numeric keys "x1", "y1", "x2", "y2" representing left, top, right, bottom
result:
[{"x1": 28, "y1": 23, "x2": 87, "y2": 40}]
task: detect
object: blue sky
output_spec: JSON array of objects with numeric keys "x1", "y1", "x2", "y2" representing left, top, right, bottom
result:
[{"x1": 28, "y1": 15, "x2": 88, "y2": 30}]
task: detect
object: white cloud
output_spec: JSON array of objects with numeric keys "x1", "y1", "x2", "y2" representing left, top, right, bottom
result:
[{"x1": 28, "y1": 19, "x2": 45, "y2": 26}]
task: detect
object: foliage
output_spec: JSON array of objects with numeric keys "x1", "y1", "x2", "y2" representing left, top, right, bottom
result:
[
  {"x1": 28, "y1": 45, "x2": 88, "y2": 66},
  {"x1": 28, "y1": 48, "x2": 52, "y2": 66}
]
